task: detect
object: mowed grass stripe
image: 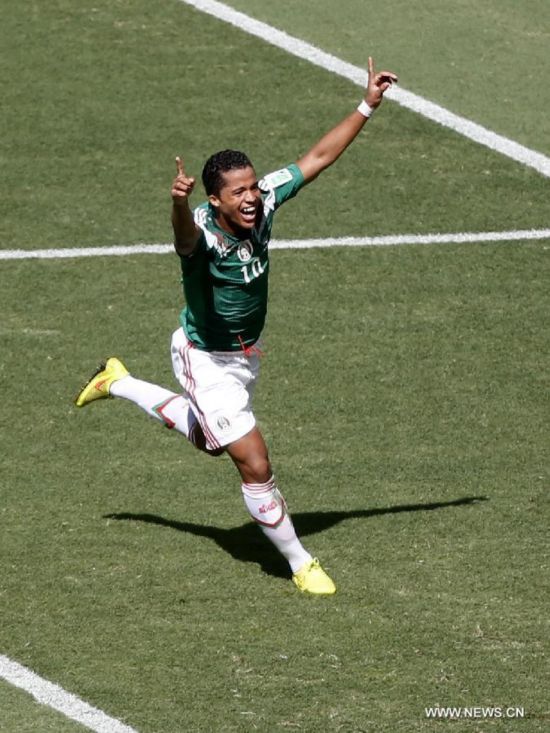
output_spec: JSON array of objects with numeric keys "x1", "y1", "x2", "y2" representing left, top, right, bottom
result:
[
  {"x1": 179, "y1": 0, "x2": 550, "y2": 177},
  {"x1": 0, "y1": 655, "x2": 139, "y2": 733},
  {"x1": 1, "y1": 229, "x2": 549, "y2": 260}
]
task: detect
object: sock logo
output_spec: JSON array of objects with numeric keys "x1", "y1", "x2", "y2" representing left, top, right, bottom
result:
[{"x1": 259, "y1": 499, "x2": 278, "y2": 514}]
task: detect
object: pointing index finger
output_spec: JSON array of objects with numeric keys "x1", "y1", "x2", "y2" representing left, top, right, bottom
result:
[
  {"x1": 175, "y1": 156, "x2": 185, "y2": 176},
  {"x1": 368, "y1": 56, "x2": 375, "y2": 78}
]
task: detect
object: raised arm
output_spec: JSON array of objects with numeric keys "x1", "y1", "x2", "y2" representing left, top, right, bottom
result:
[
  {"x1": 296, "y1": 57, "x2": 397, "y2": 184},
  {"x1": 171, "y1": 156, "x2": 201, "y2": 256}
]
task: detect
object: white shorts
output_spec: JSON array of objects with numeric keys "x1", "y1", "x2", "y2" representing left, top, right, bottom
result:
[{"x1": 170, "y1": 327, "x2": 260, "y2": 451}]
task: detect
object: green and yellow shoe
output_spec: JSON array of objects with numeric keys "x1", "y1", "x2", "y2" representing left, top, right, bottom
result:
[
  {"x1": 75, "y1": 357, "x2": 129, "y2": 407},
  {"x1": 292, "y1": 558, "x2": 336, "y2": 595}
]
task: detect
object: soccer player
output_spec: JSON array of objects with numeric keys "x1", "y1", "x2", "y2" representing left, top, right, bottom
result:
[{"x1": 75, "y1": 58, "x2": 397, "y2": 595}]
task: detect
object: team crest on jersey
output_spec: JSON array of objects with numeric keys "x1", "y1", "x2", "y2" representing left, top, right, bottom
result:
[{"x1": 236, "y1": 240, "x2": 253, "y2": 262}]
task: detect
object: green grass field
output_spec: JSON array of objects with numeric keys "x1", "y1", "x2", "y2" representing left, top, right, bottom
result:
[{"x1": 1, "y1": 1, "x2": 549, "y2": 731}]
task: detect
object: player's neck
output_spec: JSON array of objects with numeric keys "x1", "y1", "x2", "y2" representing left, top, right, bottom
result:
[{"x1": 214, "y1": 211, "x2": 251, "y2": 240}]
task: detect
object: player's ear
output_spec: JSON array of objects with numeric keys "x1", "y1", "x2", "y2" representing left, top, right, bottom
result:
[{"x1": 208, "y1": 194, "x2": 221, "y2": 209}]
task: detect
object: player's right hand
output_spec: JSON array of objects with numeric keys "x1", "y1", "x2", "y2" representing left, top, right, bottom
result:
[{"x1": 171, "y1": 156, "x2": 195, "y2": 205}]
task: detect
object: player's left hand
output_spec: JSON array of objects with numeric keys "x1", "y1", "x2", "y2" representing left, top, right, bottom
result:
[{"x1": 364, "y1": 57, "x2": 398, "y2": 109}]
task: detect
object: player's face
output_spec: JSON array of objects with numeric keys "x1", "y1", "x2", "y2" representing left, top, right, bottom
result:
[{"x1": 209, "y1": 166, "x2": 262, "y2": 234}]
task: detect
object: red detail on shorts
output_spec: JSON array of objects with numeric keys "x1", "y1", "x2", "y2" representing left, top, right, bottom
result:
[
  {"x1": 237, "y1": 335, "x2": 264, "y2": 358},
  {"x1": 181, "y1": 341, "x2": 221, "y2": 450}
]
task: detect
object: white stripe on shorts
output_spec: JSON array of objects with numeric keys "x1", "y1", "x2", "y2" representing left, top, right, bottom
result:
[{"x1": 180, "y1": 341, "x2": 221, "y2": 450}]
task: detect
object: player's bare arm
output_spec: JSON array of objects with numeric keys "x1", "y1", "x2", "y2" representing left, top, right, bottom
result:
[
  {"x1": 171, "y1": 156, "x2": 201, "y2": 256},
  {"x1": 296, "y1": 57, "x2": 397, "y2": 184}
]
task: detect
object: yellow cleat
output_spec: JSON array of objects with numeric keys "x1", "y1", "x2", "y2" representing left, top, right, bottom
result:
[
  {"x1": 292, "y1": 558, "x2": 336, "y2": 595},
  {"x1": 75, "y1": 357, "x2": 129, "y2": 407}
]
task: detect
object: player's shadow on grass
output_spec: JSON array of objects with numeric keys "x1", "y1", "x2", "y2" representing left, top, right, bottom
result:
[{"x1": 104, "y1": 496, "x2": 487, "y2": 580}]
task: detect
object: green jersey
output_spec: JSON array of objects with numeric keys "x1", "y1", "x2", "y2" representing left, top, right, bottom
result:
[{"x1": 179, "y1": 163, "x2": 305, "y2": 351}]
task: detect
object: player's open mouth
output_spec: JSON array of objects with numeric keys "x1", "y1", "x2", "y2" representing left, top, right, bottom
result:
[{"x1": 240, "y1": 205, "x2": 257, "y2": 223}]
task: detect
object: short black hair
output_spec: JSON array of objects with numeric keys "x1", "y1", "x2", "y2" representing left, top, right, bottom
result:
[{"x1": 201, "y1": 149, "x2": 253, "y2": 196}]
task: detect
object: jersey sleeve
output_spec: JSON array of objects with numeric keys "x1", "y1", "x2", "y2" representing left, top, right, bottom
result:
[
  {"x1": 177, "y1": 204, "x2": 212, "y2": 273},
  {"x1": 181, "y1": 202, "x2": 224, "y2": 258},
  {"x1": 258, "y1": 163, "x2": 305, "y2": 211}
]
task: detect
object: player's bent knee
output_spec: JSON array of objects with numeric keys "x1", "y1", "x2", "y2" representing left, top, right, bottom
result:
[
  {"x1": 243, "y1": 455, "x2": 272, "y2": 484},
  {"x1": 226, "y1": 428, "x2": 272, "y2": 483}
]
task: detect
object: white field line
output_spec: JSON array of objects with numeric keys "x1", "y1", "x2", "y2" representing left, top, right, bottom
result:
[
  {"x1": 1, "y1": 229, "x2": 549, "y2": 261},
  {"x1": 179, "y1": 0, "x2": 550, "y2": 178},
  {"x1": 0, "y1": 655, "x2": 138, "y2": 733}
]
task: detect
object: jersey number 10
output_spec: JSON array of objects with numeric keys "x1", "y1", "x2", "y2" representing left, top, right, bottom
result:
[{"x1": 241, "y1": 258, "x2": 266, "y2": 284}]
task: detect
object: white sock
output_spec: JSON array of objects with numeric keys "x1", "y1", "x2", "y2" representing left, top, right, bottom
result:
[
  {"x1": 110, "y1": 375, "x2": 198, "y2": 441},
  {"x1": 241, "y1": 477, "x2": 312, "y2": 573}
]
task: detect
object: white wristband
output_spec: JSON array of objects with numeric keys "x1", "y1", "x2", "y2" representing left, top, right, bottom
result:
[{"x1": 357, "y1": 100, "x2": 374, "y2": 118}]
